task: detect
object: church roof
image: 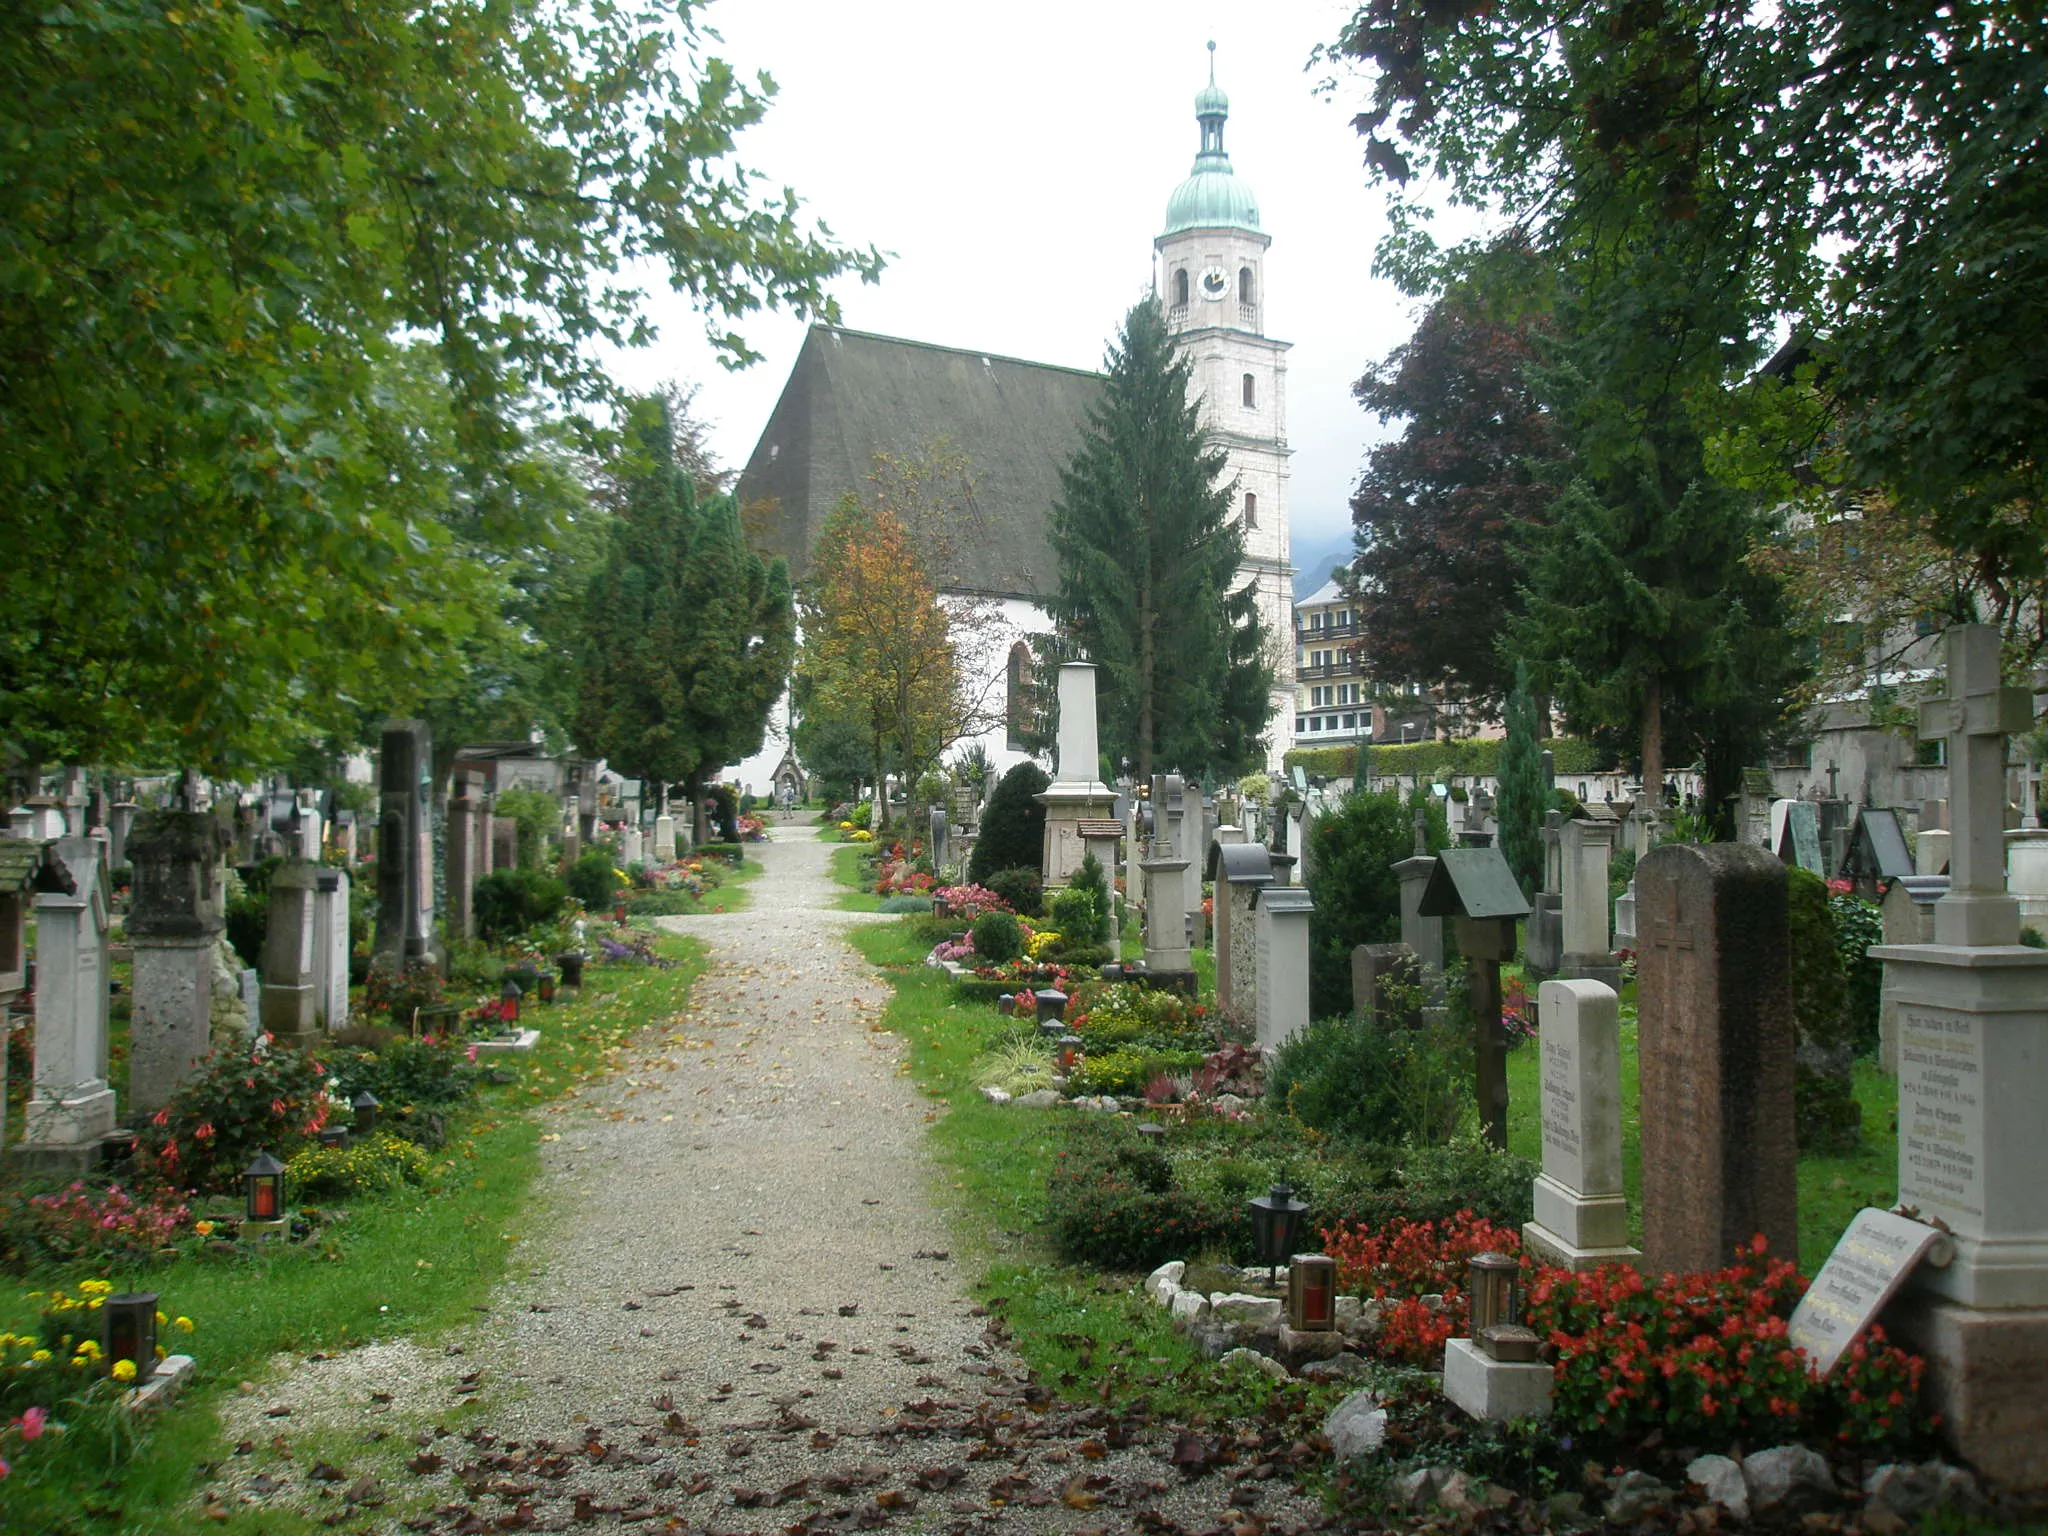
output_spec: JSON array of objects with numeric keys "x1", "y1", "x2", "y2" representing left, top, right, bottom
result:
[{"x1": 734, "y1": 325, "x2": 1105, "y2": 599}]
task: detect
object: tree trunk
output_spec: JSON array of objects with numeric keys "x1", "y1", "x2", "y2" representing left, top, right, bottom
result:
[
  {"x1": 1136, "y1": 580, "x2": 1155, "y2": 785},
  {"x1": 872, "y1": 725, "x2": 890, "y2": 832},
  {"x1": 1640, "y1": 671, "x2": 1664, "y2": 827},
  {"x1": 687, "y1": 766, "x2": 706, "y2": 847}
]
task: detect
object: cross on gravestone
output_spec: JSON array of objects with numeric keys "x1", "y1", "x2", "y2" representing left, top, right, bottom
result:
[{"x1": 1918, "y1": 625, "x2": 2034, "y2": 946}]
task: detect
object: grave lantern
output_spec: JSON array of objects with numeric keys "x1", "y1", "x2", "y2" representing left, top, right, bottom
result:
[
  {"x1": 244, "y1": 1152, "x2": 286, "y2": 1222},
  {"x1": 1034, "y1": 988, "x2": 1068, "y2": 1024},
  {"x1": 996, "y1": 994, "x2": 1015, "y2": 1016},
  {"x1": 1249, "y1": 1183, "x2": 1308, "y2": 1280},
  {"x1": 1467, "y1": 1252, "x2": 1519, "y2": 1335},
  {"x1": 1054, "y1": 1033, "x2": 1083, "y2": 1074},
  {"x1": 101, "y1": 1292, "x2": 158, "y2": 1384},
  {"x1": 1135, "y1": 1122, "x2": 1168, "y2": 1147},
  {"x1": 538, "y1": 971, "x2": 557, "y2": 1004},
  {"x1": 500, "y1": 977, "x2": 522, "y2": 1023},
  {"x1": 1038, "y1": 1017, "x2": 1064, "y2": 1040},
  {"x1": 317, "y1": 1126, "x2": 350, "y2": 1150},
  {"x1": 1287, "y1": 1253, "x2": 1337, "y2": 1331},
  {"x1": 352, "y1": 1091, "x2": 381, "y2": 1135}
]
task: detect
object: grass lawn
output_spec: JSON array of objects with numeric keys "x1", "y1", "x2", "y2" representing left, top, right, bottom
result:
[
  {"x1": 0, "y1": 935, "x2": 708, "y2": 1535},
  {"x1": 1502, "y1": 978, "x2": 1898, "y2": 1274},
  {"x1": 829, "y1": 844, "x2": 885, "y2": 911}
]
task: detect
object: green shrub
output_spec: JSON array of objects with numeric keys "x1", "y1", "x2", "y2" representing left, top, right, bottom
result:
[
  {"x1": 982, "y1": 866, "x2": 1044, "y2": 918},
  {"x1": 705, "y1": 783, "x2": 741, "y2": 841},
  {"x1": 1045, "y1": 1123, "x2": 1232, "y2": 1270},
  {"x1": 2025, "y1": 924, "x2": 2048, "y2": 949},
  {"x1": 1267, "y1": 1013, "x2": 1470, "y2": 1148},
  {"x1": 1069, "y1": 1047, "x2": 1207, "y2": 1097},
  {"x1": 329, "y1": 1036, "x2": 480, "y2": 1109},
  {"x1": 966, "y1": 762, "x2": 1049, "y2": 884},
  {"x1": 622, "y1": 889, "x2": 703, "y2": 916},
  {"x1": 1830, "y1": 891, "x2": 1885, "y2": 1056},
  {"x1": 1789, "y1": 866, "x2": 1862, "y2": 1152},
  {"x1": 284, "y1": 1131, "x2": 430, "y2": 1200},
  {"x1": 698, "y1": 840, "x2": 747, "y2": 865},
  {"x1": 493, "y1": 786, "x2": 561, "y2": 870},
  {"x1": 877, "y1": 894, "x2": 933, "y2": 913},
  {"x1": 1066, "y1": 851, "x2": 1112, "y2": 944},
  {"x1": 1609, "y1": 845, "x2": 1638, "y2": 905},
  {"x1": 1047, "y1": 886, "x2": 1100, "y2": 946},
  {"x1": 566, "y1": 846, "x2": 622, "y2": 909},
  {"x1": 971, "y1": 911, "x2": 1024, "y2": 965},
  {"x1": 1305, "y1": 788, "x2": 1449, "y2": 1017},
  {"x1": 224, "y1": 855, "x2": 285, "y2": 968},
  {"x1": 474, "y1": 867, "x2": 569, "y2": 940},
  {"x1": 361, "y1": 959, "x2": 445, "y2": 1027}
]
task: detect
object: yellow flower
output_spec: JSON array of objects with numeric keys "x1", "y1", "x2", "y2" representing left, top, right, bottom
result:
[
  {"x1": 110, "y1": 1358, "x2": 138, "y2": 1383},
  {"x1": 175, "y1": 1317, "x2": 194, "y2": 1334},
  {"x1": 74, "y1": 1339, "x2": 102, "y2": 1360},
  {"x1": 155, "y1": 1311, "x2": 168, "y2": 1326},
  {"x1": 29, "y1": 1350, "x2": 50, "y2": 1365},
  {"x1": 194, "y1": 1220, "x2": 215, "y2": 1237},
  {"x1": 79, "y1": 1279, "x2": 113, "y2": 1296}
]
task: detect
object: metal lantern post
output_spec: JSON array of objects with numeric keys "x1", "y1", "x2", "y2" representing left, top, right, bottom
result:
[
  {"x1": 244, "y1": 1152, "x2": 286, "y2": 1223},
  {"x1": 500, "y1": 977, "x2": 522, "y2": 1023},
  {"x1": 1249, "y1": 1182, "x2": 1308, "y2": 1285},
  {"x1": 352, "y1": 1090, "x2": 381, "y2": 1135}
]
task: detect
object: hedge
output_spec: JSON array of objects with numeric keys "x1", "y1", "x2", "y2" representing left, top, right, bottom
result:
[{"x1": 1284, "y1": 736, "x2": 1614, "y2": 781}]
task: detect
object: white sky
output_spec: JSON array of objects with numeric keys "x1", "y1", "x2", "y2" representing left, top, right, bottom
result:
[{"x1": 609, "y1": 0, "x2": 1429, "y2": 550}]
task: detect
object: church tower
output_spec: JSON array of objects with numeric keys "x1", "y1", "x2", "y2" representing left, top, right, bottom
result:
[{"x1": 1154, "y1": 45, "x2": 1295, "y2": 770}]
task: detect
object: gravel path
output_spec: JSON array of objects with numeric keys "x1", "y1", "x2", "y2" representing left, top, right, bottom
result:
[{"x1": 206, "y1": 825, "x2": 1326, "y2": 1534}]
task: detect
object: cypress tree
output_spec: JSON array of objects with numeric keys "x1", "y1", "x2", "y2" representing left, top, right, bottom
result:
[
  {"x1": 578, "y1": 399, "x2": 795, "y2": 834},
  {"x1": 1046, "y1": 299, "x2": 1272, "y2": 783}
]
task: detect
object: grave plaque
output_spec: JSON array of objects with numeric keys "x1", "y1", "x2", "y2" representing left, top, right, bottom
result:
[
  {"x1": 1789, "y1": 1208, "x2": 1952, "y2": 1377},
  {"x1": 1895, "y1": 1006, "x2": 1984, "y2": 1226}
]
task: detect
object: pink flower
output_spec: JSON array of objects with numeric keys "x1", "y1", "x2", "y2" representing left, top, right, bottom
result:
[
  {"x1": 18, "y1": 1407, "x2": 46, "y2": 1441},
  {"x1": 465, "y1": 1044, "x2": 480, "y2": 1063}
]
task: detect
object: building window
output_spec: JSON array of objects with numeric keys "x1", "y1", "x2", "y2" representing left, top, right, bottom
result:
[
  {"x1": 1295, "y1": 716, "x2": 1307, "y2": 733},
  {"x1": 1244, "y1": 491, "x2": 1257, "y2": 526},
  {"x1": 1242, "y1": 373, "x2": 1256, "y2": 408},
  {"x1": 1004, "y1": 641, "x2": 1032, "y2": 752},
  {"x1": 1172, "y1": 268, "x2": 1189, "y2": 306},
  {"x1": 1342, "y1": 713, "x2": 1357, "y2": 730},
  {"x1": 1239, "y1": 266, "x2": 1255, "y2": 304},
  {"x1": 1309, "y1": 611, "x2": 1322, "y2": 630}
]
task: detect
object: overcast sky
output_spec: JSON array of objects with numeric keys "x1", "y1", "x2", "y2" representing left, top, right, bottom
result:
[{"x1": 612, "y1": 0, "x2": 1430, "y2": 553}]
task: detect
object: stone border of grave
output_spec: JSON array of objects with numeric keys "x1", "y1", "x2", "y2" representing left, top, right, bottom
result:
[
  {"x1": 1140, "y1": 1258, "x2": 1398, "y2": 1376},
  {"x1": 975, "y1": 1087, "x2": 1254, "y2": 1115}
]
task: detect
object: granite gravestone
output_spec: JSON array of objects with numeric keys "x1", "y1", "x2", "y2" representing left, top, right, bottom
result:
[
  {"x1": 1525, "y1": 811, "x2": 1566, "y2": 978},
  {"x1": 374, "y1": 719, "x2": 437, "y2": 967},
  {"x1": 1350, "y1": 942, "x2": 1421, "y2": 1030},
  {"x1": 1522, "y1": 979, "x2": 1640, "y2": 1269},
  {"x1": 1252, "y1": 883, "x2": 1315, "y2": 1053},
  {"x1": 1635, "y1": 841, "x2": 1799, "y2": 1275},
  {"x1": 258, "y1": 860, "x2": 322, "y2": 1047},
  {"x1": 127, "y1": 811, "x2": 231, "y2": 1116}
]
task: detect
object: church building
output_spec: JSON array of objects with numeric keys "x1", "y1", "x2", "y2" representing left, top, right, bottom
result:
[{"x1": 731, "y1": 58, "x2": 1296, "y2": 785}]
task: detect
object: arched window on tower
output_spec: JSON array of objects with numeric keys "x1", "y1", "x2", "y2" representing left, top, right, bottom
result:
[
  {"x1": 1172, "y1": 268, "x2": 1190, "y2": 307},
  {"x1": 1242, "y1": 373, "x2": 1257, "y2": 408},
  {"x1": 1239, "y1": 266, "x2": 1255, "y2": 304},
  {"x1": 1005, "y1": 641, "x2": 1033, "y2": 752},
  {"x1": 1243, "y1": 491, "x2": 1258, "y2": 527}
]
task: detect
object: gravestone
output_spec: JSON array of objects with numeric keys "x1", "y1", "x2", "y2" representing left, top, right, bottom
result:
[
  {"x1": 1078, "y1": 820, "x2": 1124, "y2": 948},
  {"x1": 1207, "y1": 840, "x2": 1272, "y2": 1016},
  {"x1": 332, "y1": 808, "x2": 358, "y2": 865},
  {"x1": 1869, "y1": 624, "x2": 2048, "y2": 1487},
  {"x1": 1140, "y1": 844, "x2": 1193, "y2": 981},
  {"x1": 561, "y1": 794, "x2": 582, "y2": 864},
  {"x1": 259, "y1": 860, "x2": 321, "y2": 1048},
  {"x1": 1350, "y1": 942, "x2": 1420, "y2": 1030},
  {"x1": 1789, "y1": 1208, "x2": 1952, "y2": 1377},
  {"x1": 1845, "y1": 808, "x2": 1915, "y2": 899},
  {"x1": 653, "y1": 812, "x2": 677, "y2": 863},
  {"x1": 1525, "y1": 811, "x2": 1565, "y2": 978},
  {"x1": 1612, "y1": 878, "x2": 1637, "y2": 950},
  {"x1": 929, "y1": 808, "x2": 949, "y2": 873},
  {"x1": 1558, "y1": 817, "x2": 1622, "y2": 989},
  {"x1": 491, "y1": 814, "x2": 519, "y2": 874},
  {"x1": 1523, "y1": 979, "x2": 1640, "y2": 1270},
  {"x1": 1393, "y1": 810, "x2": 1446, "y2": 1001},
  {"x1": 294, "y1": 793, "x2": 323, "y2": 862},
  {"x1": 126, "y1": 811, "x2": 231, "y2": 1117},
  {"x1": 1035, "y1": 663, "x2": 1115, "y2": 887},
  {"x1": 1181, "y1": 783, "x2": 1208, "y2": 947},
  {"x1": 374, "y1": 719, "x2": 437, "y2": 967},
  {"x1": 16, "y1": 838, "x2": 115, "y2": 1169},
  {"x1": 1252, "y1": 884, "x2": 1315, "y2": 1053},
  {"x1": 109, "y1": 801, "x2": 137, "y2": 870},
  {"x1": 2006, "y1": 827, "x2": 2048, "y2": 933},
  {"x1": 444, "y1": 772, "x2": 482, "y2": 941},
  {"x1": 312, "y1": 869, "x2": 351, "y2": 1032},
  {"x1": 1635, "y1": 841, "x2": 1799, "y2": 1275},
  {"x1": 1776, "y1": 799, "x2": 1824, "y2": 875},
  {"x1": 1739, "y1": 768, "x2": 1774, "y2": 848},
  {"x1": 620, "y1": 826, "x2": 643, "y2": 867}
]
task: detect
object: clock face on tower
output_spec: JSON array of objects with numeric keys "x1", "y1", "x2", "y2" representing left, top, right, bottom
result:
[{"x1": 1200, "y1": 267, "x2": 1228, "y2": 300}]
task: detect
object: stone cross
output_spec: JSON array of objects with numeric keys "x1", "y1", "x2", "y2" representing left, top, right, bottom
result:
[{"x1": 1918, "y1": 624, "x2": 2033, "y2": 945}]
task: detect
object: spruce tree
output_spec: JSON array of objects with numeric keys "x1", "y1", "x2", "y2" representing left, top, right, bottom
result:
[
  {"x1": 1046, "y1": 299, "x2": 1272, "y2": 783},
  {"x1": 578, "y1": 399, "x2": 795, "y2": 835}
]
